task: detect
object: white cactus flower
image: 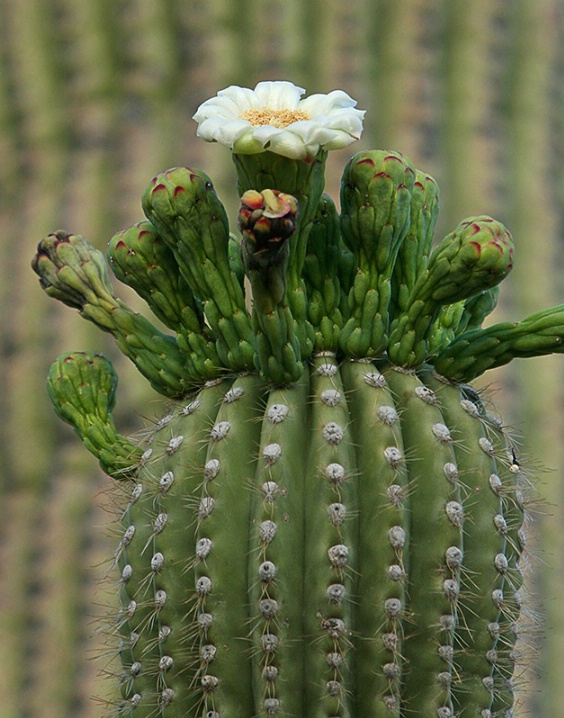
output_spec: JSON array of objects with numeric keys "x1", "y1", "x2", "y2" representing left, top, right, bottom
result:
[{"x1": 193, "y1": 81, "x2": 365, "y2": 160}]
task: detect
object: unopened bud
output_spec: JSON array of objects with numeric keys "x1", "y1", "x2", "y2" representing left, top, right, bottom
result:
[{"x1": 238, "y1": 189, "x2": 298, "y2": 252}]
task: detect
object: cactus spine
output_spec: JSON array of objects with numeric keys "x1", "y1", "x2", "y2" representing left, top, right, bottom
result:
[{"x1": 32, "y1": 83, "x2": 564, "y2": 717}]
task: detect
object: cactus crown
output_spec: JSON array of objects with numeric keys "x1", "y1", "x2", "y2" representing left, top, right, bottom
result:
[{"x1": 32, "y1": 83, "x2": 564, "y2": 718}]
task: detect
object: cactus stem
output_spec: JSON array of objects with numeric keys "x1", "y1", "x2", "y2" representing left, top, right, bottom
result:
[{"x1": 33, "y1": 96, "x2": 560, "y2": 713}]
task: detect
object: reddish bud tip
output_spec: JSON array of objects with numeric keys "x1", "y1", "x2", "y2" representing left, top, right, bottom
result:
[
  {"x1": 241, "y1": 190, "x2": 265, "y2": 210},
  {"x1": 487, "y1": 241, "x2": 504, "y2": 256},
  {"x1": 253, "y1": 216, "x2": 272, "y2": 235}
]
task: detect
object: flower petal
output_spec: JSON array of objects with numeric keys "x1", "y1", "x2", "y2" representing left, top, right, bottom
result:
[
  {"x1": 216, "y1": 85, "x2": 262, "y2": 112},
  {"x1": 250, "y1": 125, "x2": 285, "y2": 145},
  {"x1": 193, "y1": 87, "x2": 259, "y2": 124},
  {"x1": 263, "y1": 130, "x2": 312, "y2": 160},
  {"x1": 193, "y1": 101, "x2": 235, "y2": 122},
  {"x1": 283, "y1": 120, "x2": 339, "y2": 146},
  {"x1": 298, "y1": 89, "x2": 358, "y2": 115},
  {"x1": 196, "y1": 117, "x2": 242, "y2": 142},
  {"x1": 253, "y1": 81, "x2": 305, "y2": 110},
  {"x1": 322, "y1": 130, "x2": 361, "y2": 150},
  {"x1": 215, "y1": 119, "x2": 255, "y2": 146},
  {"x1": 324, "y1": 107, "x2": 365, "y2": 138},
  {"x1": 195, "y1": 117, "x2": 240, "y2": 142}
]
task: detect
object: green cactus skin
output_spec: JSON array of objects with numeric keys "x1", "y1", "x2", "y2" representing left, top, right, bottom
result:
[
  {"x1": 32, "y1": 130, "x2": 564, "y2": 717},
  {"x1": 339, "y1": 150, "x2": 416, "y2": 358},
  {"x1": 90, "y1": 361, "x2": 526, "y2": 718}
]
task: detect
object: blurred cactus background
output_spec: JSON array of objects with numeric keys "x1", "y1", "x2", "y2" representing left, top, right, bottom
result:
[{"x1": 1, "y1": 0, "x2": 564, "y2": 716}]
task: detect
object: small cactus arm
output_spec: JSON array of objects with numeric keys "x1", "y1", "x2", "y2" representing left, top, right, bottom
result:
[
  {"x1": 46, "y1": 352, "x2": 142, "y2": 479},
  {"x1": 32, "y1": 139, "x2": 564, "y2": 718}
]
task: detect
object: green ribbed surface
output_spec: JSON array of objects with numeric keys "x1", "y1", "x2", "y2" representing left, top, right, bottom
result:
[{"x1": 111, "y1": 362, "x2": 524, "y2": 718}]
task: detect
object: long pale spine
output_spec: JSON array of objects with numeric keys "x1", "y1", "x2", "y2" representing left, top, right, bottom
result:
[
  {"x1": 423, "y1": 373, "x2": 510, "y2": 715},
  {"x1": 384, "y1": 369, "x2": 462, "y2": 717},
  {"x1": 193, "y1": 375, "x2": 263, "y2": 718},
  {"x1": 485, "y1": 421, "x2": 526, "y2": 716},
  {"x1": 117, "y1": 482, "x2": 160, "y2": 715},
  {"x1": 249, "y1": 373, "x2": 310, "y2": 718},
  {"x1": 303, "y1": 355, "x2": 358, "y2": 718},
  {"x1": 110, "y1": 359, "x2": 531, "y2": 717},
  {"x1": 117, "y1": 380, "x2": 228, "y2": 716},
  {"x1": 341, "y1": 360, "x2": 408, "y2": 717},
  {"x1": 157, "y1": 381, "x2": 234, "y2": 716}
]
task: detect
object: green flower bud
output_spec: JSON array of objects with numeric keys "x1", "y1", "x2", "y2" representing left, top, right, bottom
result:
[
  {"x1": 143, "y1": 167, "x2": 255, "y2": 371},
  {"x1": 388, "y1": 216, "x2": 514, "y2": 367},
  {"x1": 392, "y1": 170, "x2": 440, "y2": 318},
  {"x1": 32, "y1": 231, "x2": 116, "y2": 310},
  {"x1": 340, "y1": 150, "x2": 415, "y2": 264},
  {"x1": 339, "y1": 150, "x2": 416, "y2": 357},
  {"x1": 427, "y1": 216, "x2": 514, "y2": 304},
  {"x1": 47, "y1": 352, "x2": 141, "y2": 478},
  {"x1": 108, "y1": 220, "x2": 204, "y2": 334},
  {"x1": 302, "y1": 194, "x2": 344, "y2": 351}
]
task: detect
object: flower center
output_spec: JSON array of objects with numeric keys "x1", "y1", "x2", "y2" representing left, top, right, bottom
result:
[{"x1": 241, "y1": 108, "x2": 310, "y2": 129}]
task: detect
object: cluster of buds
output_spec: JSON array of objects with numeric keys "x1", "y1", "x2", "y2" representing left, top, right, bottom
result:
[{"x1": 238, "y1": 189, "x2": 299, "y2": 257}]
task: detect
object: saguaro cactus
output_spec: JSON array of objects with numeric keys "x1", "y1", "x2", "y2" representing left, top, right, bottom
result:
[{"x1": 32, "y1": 82, "x2": 564, "y2": 717}]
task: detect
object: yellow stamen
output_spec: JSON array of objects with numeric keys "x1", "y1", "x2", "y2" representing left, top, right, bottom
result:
[{"x1": 241, "y1": 108, "x2": 310, "y2": 128}]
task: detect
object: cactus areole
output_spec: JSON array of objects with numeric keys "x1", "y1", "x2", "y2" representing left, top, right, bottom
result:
[{"x1": 32, "y1": 82, "x2": 564, "y2": 717}]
